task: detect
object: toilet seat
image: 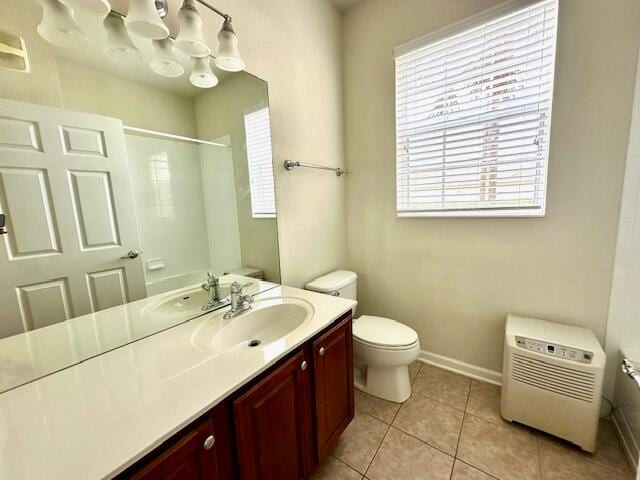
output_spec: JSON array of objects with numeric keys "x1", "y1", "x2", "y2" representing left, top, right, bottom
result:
[{"x1": 353, "y1": 315, "x2": 418, "y2": 350}]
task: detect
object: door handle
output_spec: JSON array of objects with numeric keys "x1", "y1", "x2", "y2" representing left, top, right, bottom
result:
[{"x1": 121, "y1": 249, "x2": 141, "y2": 259}]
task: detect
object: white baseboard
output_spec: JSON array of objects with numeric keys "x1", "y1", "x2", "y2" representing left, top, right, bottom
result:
[
  {"x1": 612, "y1": 407, "x2": 639, "y2": 476},
  {"x1": 418, "y1": 349, "x2": 503, "y2": 386}
]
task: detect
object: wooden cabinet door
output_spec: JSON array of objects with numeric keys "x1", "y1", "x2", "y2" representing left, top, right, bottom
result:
[
  {"x1": 233, "y1": 349, "x2": 313, "y2": 480},
  {"x1": 313, "y1": 314, "x2": 354, "y2": 462},
  {"x1": 127, "y1": 402, "x2": 234, "y2": 480}
]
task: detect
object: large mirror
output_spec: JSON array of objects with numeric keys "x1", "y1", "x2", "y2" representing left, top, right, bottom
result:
[{"x1": 0, "y1": 0, "x2": 280, "y2": 392}]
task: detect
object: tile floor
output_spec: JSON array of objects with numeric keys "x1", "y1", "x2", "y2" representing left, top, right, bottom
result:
[{"x1": 313, "y1": 362, "x2": 633, "y2": 480}]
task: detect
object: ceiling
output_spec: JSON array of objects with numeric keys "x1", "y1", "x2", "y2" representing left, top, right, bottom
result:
[{"x1": 330, "y1": 0, "x2": 366, "y2": 12}]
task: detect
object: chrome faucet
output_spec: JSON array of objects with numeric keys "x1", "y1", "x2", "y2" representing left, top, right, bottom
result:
[
  {"x1": 201, "y1": 272, "x2": 223, "y2": 311},
  {"x1": 223, "y1": 281, "x2": 253, "y2": 319}
]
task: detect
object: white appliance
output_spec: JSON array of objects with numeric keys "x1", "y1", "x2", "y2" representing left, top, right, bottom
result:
[{"x1": 501, "y1": 314, "x2": 605, "y2": 452}]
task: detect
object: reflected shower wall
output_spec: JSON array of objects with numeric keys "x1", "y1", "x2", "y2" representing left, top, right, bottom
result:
[{"x1": 125, "y1": 133, "x2": 245, "y2": 295}]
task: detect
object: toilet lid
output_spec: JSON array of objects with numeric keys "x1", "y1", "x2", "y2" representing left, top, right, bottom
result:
[{"x1": 353, "y1": 315, "x2": 418, "y2": 348}]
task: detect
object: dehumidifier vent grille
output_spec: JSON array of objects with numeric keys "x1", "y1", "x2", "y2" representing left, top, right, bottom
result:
[{"x1": 511, "y1": 353, "x2": 595, "y2": 403}]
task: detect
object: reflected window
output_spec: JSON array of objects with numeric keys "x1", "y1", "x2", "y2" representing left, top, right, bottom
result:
[
  {"x1": 148, "y1": 152, "x2": 175, "y2": 219},
  {"x1": 244, "y1": 105, "x2": 276, "y2": 218}
]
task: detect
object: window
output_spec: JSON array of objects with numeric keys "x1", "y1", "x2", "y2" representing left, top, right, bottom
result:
[
  {"x1": 394, "y1": 0, "x2": 558, "y2": 217},
  {"x1": 244, "y1": 105, "x2": 276, "y2": 218}
]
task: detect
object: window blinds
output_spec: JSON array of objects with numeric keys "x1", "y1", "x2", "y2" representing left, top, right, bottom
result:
[
  {"x1": 244, "y1": 105, "x2": 276, "y2": 218},
  {"x1": 395, "y1": 0, "x2": 558, "y2": 216}
]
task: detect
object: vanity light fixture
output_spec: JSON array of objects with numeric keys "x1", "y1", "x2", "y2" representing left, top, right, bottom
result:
[
  {"x1": 37, "y1": 0, "x2": 87, "y2": 48},
  {"x1": 214, "y1": 18, "x2": 245, "y2": 72},
  {"x1": 61, "y1": 0, "x2": 111, "y2": 18},
  {"x1": 125, "y1": 0, "x2": 170, "y2": 39},
  {"x1": 103, "y1": 13, "x2": 143, "y2": 64},
  {"x1": 150, "y1": 38, "x2": 185, "y2": 78},
  {"x1": 190, "y1": 56, "x2": 218, "y2": 88},
  {"x1": 175, "y1": 0, "x2": 211, "y2": 57}
]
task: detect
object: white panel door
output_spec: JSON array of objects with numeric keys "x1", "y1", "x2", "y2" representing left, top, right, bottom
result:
[{"x1": 0, "y1": 98, "x2": 146, "y2": 338}]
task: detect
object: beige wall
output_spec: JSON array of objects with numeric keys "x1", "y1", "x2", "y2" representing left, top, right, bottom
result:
[
  {"x1": 195, "y1": 73, "x2": 280, "y2": 282},
  {"x1": 57, "y1": 60, "x2": 197, "y2": 138},
  {"x1": 343, "y1": 0, "x2": 640, "y2": 372}
]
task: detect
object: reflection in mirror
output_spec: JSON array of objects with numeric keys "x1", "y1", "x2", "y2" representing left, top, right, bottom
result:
[{"x1": 0, "y1": 0, "x2": 280, "y2": 392}]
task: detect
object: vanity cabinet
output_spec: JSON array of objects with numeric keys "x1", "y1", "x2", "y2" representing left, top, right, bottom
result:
[
  {"x1": 312, "y1": 316, "x2": 354, "y2": 461},
  {"x1": 121, "y1": 312, "x2": 353, "y2": 480},
  {"x1": 123, "y1": 401, "x2": 235, "y2": 480},
  {"x1": 233, "y1": 349, "x2": 314, "y2": 480}
]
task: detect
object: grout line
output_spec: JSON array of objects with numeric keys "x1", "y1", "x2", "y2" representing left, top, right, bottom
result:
[
  {"x1": 410, "y1": 388, "x2": 469, "y2": 413},
  {"x1": 387, "y1": 423, "x2": 457, "y2": 459},
  {"x1": 463, "y1": 378, "x2": 472, "y2": 412},
  {"x1": 332, "y1": 455, "x2": 367, "y2": 478},
  {"x1": 453, "y1": 412, "x2": 466, "y2": 459},
  {"x1": 362, "y1": 423, "x2": 391, "y2": 478},
  {"x1": 454, "y1": 459, "x2": 501, "y2": 480},
  {"x1": 390, "y1": 401, "x2": 402, "y2": 425}
]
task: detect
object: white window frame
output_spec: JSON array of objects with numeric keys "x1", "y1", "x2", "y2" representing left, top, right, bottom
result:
[
  {"x1": 394, "y1": 0, "x2": 558, "y2": 218},
  {"x1": 244, "y1": 103, "x2": 276, "y2": 219}
]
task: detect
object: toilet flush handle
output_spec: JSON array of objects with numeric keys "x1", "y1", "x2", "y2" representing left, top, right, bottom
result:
[{"x1": 330, "y1": 291, "x2": 340, "y2": 297}]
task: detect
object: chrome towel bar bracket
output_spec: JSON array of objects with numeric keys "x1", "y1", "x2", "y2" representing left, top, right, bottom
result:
[
  {"x1": 283, "y1": 160, "x2": 349, "y2": 177},
  {"x1": 622, "y1": 358, "x2": 640, "y2": 390}
]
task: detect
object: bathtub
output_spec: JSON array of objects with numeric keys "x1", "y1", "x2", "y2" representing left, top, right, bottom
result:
[
  {"x1": 145, "y1": 267, "x2": 263, "y2": 296},
  {"x1": 613, "y1": 347, "x2": 640, "y2": 476}
]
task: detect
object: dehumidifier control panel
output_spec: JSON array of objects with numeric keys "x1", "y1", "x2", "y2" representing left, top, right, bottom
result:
[{"x1": 515, "y1": 336, "x2": 593, "y2": 364}]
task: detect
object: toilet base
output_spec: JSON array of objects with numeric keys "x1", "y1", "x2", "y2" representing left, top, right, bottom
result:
[{"x1": 354, "y1": 364, "x2": 411, "y2": 403}]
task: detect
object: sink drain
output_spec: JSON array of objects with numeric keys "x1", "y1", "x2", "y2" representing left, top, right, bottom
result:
[{"x1": 248, "y1": 339, "x2": 261, "y2": 348}]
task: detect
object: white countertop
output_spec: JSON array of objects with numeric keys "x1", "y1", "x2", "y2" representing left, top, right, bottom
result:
[
  {"x1": 0, "y1": 274, "x2": 277, "y2": 393},
  {"x1": 0, "y1": 285, "x2": 356, "y2": 480}
]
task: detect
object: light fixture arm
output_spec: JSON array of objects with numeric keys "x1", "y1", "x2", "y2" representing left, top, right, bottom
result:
[{"x1": 194, "y1": 0, "x2": 231, "y2": 22}]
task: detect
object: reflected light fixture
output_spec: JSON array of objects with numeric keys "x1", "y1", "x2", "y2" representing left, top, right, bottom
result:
[
  {"x1": 150, "y1": 38, "x2": 185, "y2": 78},
  {"x1": 37, "y1": 0, "x2": 87, "y2": 48},
  {"x1": 104, "y1": 13, "x2": 143, "y2": 64},
  {"x1": 125, "y1": 0, "x2": 170, "y2": 39},
  {"x1": 190, "y1": 57, "x2": 218, "y2": 88},
  {"x1": 214, "y1": 18, "x2": 245, "y2": 72},
  {"x1": 61, "y1": 0, "x2": 111, "y2": 18},
  {"x1": 175, "y1": 0, "x2": 211, "y2": 57}
]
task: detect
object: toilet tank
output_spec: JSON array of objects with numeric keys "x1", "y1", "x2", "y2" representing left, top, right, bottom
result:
[{"x1": 305, "y1": 270, "x2": 357, "y2": 300}]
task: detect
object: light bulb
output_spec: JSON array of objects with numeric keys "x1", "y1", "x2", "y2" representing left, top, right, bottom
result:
[
  {"x1": 125, "y1": 0, "x2": 169, "y2": 40},
  {"x1": 37, "y1": 0, "x2": 87, "y2": 48},
  {"x1": 150, "y1": 38, "x2": 185, "y2": 78},
  {"x1": 214, "y1": 18, "x2": 245, "y2": 72},
  {"x1": 104, "y1": 13, "x2": 142, "y2": 64},
  {"x1": 61, "y1": 0, "x2": 111, "y2": 18},
  {"x1": 175, "y1": 0, "x2": 210, "y2": 57},
  {"x1": 190, "y1": 57, "x2": 218, "y2": 88}
]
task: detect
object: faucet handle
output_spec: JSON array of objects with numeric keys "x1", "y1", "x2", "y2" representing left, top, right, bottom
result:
[
  {"x1": 230, "y1": 281, "x2": 253, "y2": 294},
  {"x1": 206, "y1": 271, "x2": 218, "y2": 283}
]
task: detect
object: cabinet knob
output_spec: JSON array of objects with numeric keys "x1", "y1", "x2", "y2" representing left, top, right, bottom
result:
[
  {"x1": 301, "y1": 360, "x2": 308, "y2": 371},
  {"x1": 203, "y1": 434, "x2": 215, "y2": 450},
  {"x1": 319, "y1": 347, "x2": 326, "y2": 356}
]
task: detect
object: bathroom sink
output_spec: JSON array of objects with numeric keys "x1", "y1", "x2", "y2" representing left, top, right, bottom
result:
[
  {"x1": 191, "y1": 297, "x2": 314, "y2": 352},
  {"x1": 142, "y1": 284, "x2": 232, "y2": 321}
]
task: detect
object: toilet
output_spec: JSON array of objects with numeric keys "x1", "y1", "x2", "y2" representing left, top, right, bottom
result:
[{"x1": 306, "y1": 270, "x2": 420, "y2": 403}]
